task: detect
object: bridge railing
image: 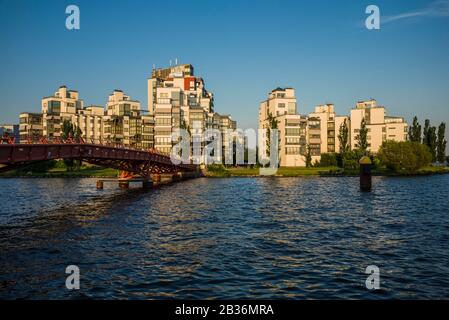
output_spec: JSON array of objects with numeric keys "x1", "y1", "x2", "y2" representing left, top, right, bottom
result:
[
  {"x1": 1, "y1": 133, "x2": 171, "y2": 157},
  {"x1": 0, "y1": 134, "x2": 197, "y2": 172}
]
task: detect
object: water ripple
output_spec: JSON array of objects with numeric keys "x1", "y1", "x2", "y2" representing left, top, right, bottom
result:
[{"x1": 0, "y1": 176, "x2": 448, "y2": 299}]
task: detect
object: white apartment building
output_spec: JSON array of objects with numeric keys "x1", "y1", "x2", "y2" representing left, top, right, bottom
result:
[
  {"x1": 350, "y1": 99, "x2": 407, "y2": 152},
  {"x1": 309, "y1": 104, "x2": 349, "y2": 154},
  {"x1": 20, "y1": 86, "x2": 154, "y2": 149},
  {"x1": 148, "y1": 64, "x2": 236, "y2": 161},
  {"x1": 258, "y1": 87, "x2": 319, "y2": 166},
  {"x1": 259, "y1": 88, "x2": 409, "y2": 167},
  {"x1": 41, "y1": 86, "x2": 83, "y2": 139}
]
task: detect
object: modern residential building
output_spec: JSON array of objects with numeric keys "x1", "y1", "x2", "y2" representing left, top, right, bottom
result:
[
  {"x1": 258, "y1": 88, "x2": 409, "y2": 167},
  {"x1": 148, "y1": 64, "x2": 236, "y2": 162},
  {"x1": 0, "y1": 124, "x2": 20, "y2": 142},
  {"x1": 19, "y1": 86, "x2": 154, "y2": 149},
  {"x1": 258, "y1": 87, "x2": 318, "y2": 166},
  {"x1": 350, "y1": 99, "x2": 407, "y2": 152},
  {"x1": 308, "y1": 104, "x2": 349, "y2": 154},
  {"x1": 19, "y1": 112, "x2": 43, "y2": 143},
  {"x1": 17, "y1": 63, "x2": 237, "y2": 161},
  {"x1": 41, "y1": 86, "x2": 84, "y2": 139}
]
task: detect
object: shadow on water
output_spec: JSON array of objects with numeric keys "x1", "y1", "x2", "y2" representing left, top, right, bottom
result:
[{"x1": 0, "y1": 186, "x2": 155, "y2": 251}]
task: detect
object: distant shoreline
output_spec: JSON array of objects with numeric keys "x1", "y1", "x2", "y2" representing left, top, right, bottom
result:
[{"x1": 2, "y1": 166, "x2": 447, "y2": 178}]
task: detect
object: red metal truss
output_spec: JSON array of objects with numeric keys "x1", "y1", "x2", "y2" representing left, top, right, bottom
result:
[{"x1": 0, "y1": 143, "x2": 197, "y2": 175}]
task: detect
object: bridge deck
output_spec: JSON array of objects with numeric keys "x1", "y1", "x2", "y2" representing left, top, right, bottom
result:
[{"x1": 0, "y1": 143, "x2": 197, "y2": 175}]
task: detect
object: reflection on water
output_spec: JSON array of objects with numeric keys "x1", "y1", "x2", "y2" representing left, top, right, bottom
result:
[{"x1": 0, "y1": 176, "x2": 449, "y2": 299}]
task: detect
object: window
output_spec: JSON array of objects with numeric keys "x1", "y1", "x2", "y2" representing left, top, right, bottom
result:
[
  {"x1": 155, "y1": 137, "x2": 171, "y2": 145},
  {"x1": 155, "y1": 118, "x2": 171, "y2": 125},
  {"x1": 288, "y1": 102, "x2": 296, "y2": 115},
  {"x1": 286, "y1": 147, "x2": 300, "y2": 155},
  {"x1": 285, "y1": 128, "x2": 300, "y2": 136},
  {"x1": 286, "y1": 137, "x2": 300, "y2": 144}
]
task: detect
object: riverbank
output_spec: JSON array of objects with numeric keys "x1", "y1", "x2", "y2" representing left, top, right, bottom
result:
[
  {"x1": 205, "y1": 165, "x2": 449, "y2": 178},
  {"x1": 1, "y1": 165, "x2": 448, "y2": 178},
  {"x1": 0, "y1": 167, "x2": 119, "y2": 178}
]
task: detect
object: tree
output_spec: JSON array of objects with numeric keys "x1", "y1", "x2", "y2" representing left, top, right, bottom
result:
[
  {"x1": 318, "y1": 153, "x2": 338, "y2": 167},
  {"x1": 428, "y1": 126, "x2": 437, "y2": 162},
  {"x1": 437, "y1": 122, "x2": 447, "y2": 163},
  {"x1": 265, "y1": 112, "x2": 278, "y2": 157},
  {"x1": 355, "y1": 118, "x2": 368, "y2": 152},
  {"x1": 61, "y1": 120, "x2": 84, "y2": 170},
  {"x1": 305, "y1": 144, "x2": 312, "y2": 168},
  {"x1": 422, "y1": 119, "x2": 437, "y2": 162},
  {"x1": 338, "y1": 118, "x2": 349, "y2": 153},
  {"x1": 61, "y1": 120, "x2": 74, "y2": 140},
  {"x1": 74, "y1": 125, "x2": 83, "y2": 142},
  {"x1": 408, "y1": 116, "x2": 422, "y2": 143},
  {"x1": 378, "y1": 141, "x2": 432, "y2": 173},
  {"x1": 422, "y1": 119, "x2": 430, "y2": 146}
]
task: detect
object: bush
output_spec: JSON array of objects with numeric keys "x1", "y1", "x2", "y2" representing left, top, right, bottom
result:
[
  {"x1": 319, "y1": 153, "x2": 338, "y2": 167},
  {"x1": 18, "y1": 160, "x2": 57, "y2": 173},
  {"x1": 378, "y1": 141, "x2": 431, "y2": 173},
  {"x1": 342, "y1": 150, "x2": 365, "y2": 171},
  {"x1": 206, "y1": 164, "x2": 230, "y2": 177}
]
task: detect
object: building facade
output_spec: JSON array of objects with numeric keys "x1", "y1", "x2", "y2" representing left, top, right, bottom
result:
[
  {"x1": 148, "y1": 64, "x2": 236, "y2": 161},
  {"x1": 258, "y1": 88, "x2": 408, "y2": 167},
  {"x1": 19, "y1": 86, "x2": 154, "y2": 149},
  {"x1": 350, "y1": 99, "x2": 407, "y2": 153},
  {"x1": 0, "y1": 124, "x2": 20, "y2": 142},
  {"x1": 258, "y1": 88, "x2": 318, "y2": 167},
  {"x1": 18, "y1": 64, "x2": 237, "y2": 164}
]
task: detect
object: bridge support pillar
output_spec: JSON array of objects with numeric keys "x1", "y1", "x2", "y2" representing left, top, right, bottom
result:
[
  {"x1": 151, "y1": 174, "x2": 161, "y2": 187},
  {"x1": 160, "y1": 174, "x2": 173, "y2": 184},
  {"x1": 119, "y1": 181, "x2": 129, "y2": 189},
  {"x1": 96, "y1": 180, "x2": 104, "y2": 189},
  {"x1": 172, "y1": 172, "x2": 181, "y2": 182},
  {"x1": 142, "y1": 179, "x2": 153, "y2": 189}
]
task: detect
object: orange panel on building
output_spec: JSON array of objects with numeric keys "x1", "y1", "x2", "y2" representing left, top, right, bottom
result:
[{"x1": 184, "y1": 77, "x2": 195, "y2": 90}]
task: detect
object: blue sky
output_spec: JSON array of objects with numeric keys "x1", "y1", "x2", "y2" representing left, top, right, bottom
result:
[{"x1": 0, "y1": 0, "x2": 448, "y2": 134}]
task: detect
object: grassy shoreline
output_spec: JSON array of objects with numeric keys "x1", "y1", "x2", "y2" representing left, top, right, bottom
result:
[
  {"x1": 205, "y1": 166, "x2": 449, "y2": 178},
  {"x1": 1, "y1": 165, "x2": 448, "y2": 178},
  {"x1": 0, "y1": 167, "x2": 119, "y2": 178}
]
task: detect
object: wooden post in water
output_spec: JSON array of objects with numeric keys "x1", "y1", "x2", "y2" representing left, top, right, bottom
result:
[
  {"x1": 142, "y1": 179, "x2": 152, "y2": 189},
  {"x1": 151, "y1": 174, "x2": 161, "y2": 187},
  {"x1": 96, "y1": 180, "x2": 104, "y2": 189},
  {"x1": 359, "y1": 156, "x2": 372, "y2": 192},
  {"x1": 119, "y1": 181, "x2": 130, "y2": 189}
]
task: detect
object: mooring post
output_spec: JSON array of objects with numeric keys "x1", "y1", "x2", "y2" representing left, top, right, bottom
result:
[
  {"x1": 119, "y1": 181, "x2": 129, "y2": 189},
  {"x1": 96, "y1": 180, "x2": 104, "y2": 189},
  {"x1": 359, "y1": 156, "x2": 372, "y2": 192},
  {"x1": 172, "y1": 172, "x2": 181, "y2": 182},
  {"x1": 142, "y1": 179, "x2": 153, "y2": 189},
  {"x1": 152, "y1": 174, "x2": 161, "y2": 187}
]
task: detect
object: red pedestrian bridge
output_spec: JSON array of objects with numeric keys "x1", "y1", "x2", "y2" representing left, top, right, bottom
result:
[{"x1": 0, "y1": 141, "x2": 199, "y2": 187}]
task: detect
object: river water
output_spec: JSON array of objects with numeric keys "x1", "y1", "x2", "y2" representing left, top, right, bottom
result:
[{"x1": 0, "y1": 176, "x2": 448, "y2": 299}]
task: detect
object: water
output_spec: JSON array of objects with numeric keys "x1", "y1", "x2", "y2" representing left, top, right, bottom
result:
[{"x1": 0, "y1": 176, "x2": 448, "y2": 299}]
